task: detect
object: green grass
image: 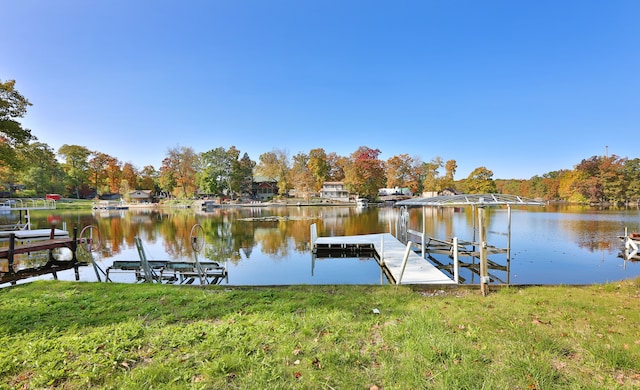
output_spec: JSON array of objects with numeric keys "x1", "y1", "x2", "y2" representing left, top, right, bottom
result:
[
  {"x1": 54, "y1": 199, "x2": 95, "y2": 210},
  {"x1": 1, "y1": 280, "x2": 640, "y2": 389}
]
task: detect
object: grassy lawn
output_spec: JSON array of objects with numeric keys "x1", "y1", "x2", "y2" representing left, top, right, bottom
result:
[
  {"x1": 1, "y1": 280, "x2": 639, "y2": 389},
  {"x1": 54, "y1": 199, "x2": 95, "y2": 210}
]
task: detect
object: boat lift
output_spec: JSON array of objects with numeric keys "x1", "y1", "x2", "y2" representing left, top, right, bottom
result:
[{"x1": 396, "y1": 194, "x2": 545, "y2": 296}]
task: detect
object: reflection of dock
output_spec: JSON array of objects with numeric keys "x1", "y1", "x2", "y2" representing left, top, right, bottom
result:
[
  {"x1": 619, "y1": 228, "x2": 640, "y2": 261},
  {"x1": 311, "y1": 226, "x2": 455, "y2": 285}
]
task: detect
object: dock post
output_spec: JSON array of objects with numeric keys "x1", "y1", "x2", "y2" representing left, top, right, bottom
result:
[
  {"x1": 310, "y1": 224, "x2": 317, "y2": 246},
  {"x1": 380, "y1": 236, "x2": 385, "y2": 265},
  {"x1": 72, "y1": 227, "x2": 78, "y2": 262},
  {"x1": 8, "y1": 233, "x2": 15, "y2": 273},
  {"x1": 48, "y1": 225, "x2": 56, "y2": 262},
  {"x1": 453, "y1": 237, "x2": 459, "y2": 283}
]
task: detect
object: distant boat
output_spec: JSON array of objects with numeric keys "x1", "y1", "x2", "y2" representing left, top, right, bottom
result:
[{"x1": 356, "y1": 198, "x2": 368, "y2": 208}]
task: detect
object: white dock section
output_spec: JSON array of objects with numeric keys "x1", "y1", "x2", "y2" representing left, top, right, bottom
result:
[{"x1": 313, "y1": 233, "x2": 456, "y2": 285}]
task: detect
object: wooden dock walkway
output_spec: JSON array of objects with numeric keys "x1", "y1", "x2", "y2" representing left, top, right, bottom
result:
[{"x1": 313, "y1": 233, "x2": 456, "y2": 285}]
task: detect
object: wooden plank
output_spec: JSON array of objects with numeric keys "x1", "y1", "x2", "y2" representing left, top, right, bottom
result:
[{"x1": 314, "y1": 233, "x2": 455, "y2": 285}]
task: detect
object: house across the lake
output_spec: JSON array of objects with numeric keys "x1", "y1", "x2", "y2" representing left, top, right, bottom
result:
[
  {"x1": 129, "y1": 190, "x2": 154, "y2": 203},
  {"x1": 252, "y1": 176, "x2": 278, "y2": 201},
  {"x1": 320, "y1": 181, "x2": 349, "y2": 202}
]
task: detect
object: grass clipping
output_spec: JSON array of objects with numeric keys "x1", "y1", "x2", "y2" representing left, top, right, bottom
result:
[{"x1": 1, "y1": 280, "x2": 640, "y2": 389}]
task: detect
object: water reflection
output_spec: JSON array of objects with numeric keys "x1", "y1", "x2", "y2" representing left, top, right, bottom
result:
[{"x1": 3, "y1": 204, "x2": 640, "y2": 285}]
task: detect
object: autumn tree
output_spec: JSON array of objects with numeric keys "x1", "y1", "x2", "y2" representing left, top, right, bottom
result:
[
  {"x1": 289, "y1": 152, "x2": 315, "y2": 200},
  {"x1": 442, "y1": 159, "x2": 457, "y2": 190},
  {"x1": 104, "y1": 157, "x2": 122, "y2": 194},
  {"x1": 88, "y1": 152, "x2": 112, "y2": 194},
  {"x1": 121, "y1": 162, "x2": 139, "y2": 190},
  {"x1": 557, "y1": 170, "x2": 578, "y2": 202},
  {"x1": 256, "y1": 148, "x2": 290, "y2": 196},
  {"x1": 0, "y1": 79, "x2": 36, "y2": 168},
  {"x1": 308, "y1": 148, "x2": 330, "y2": 191},
  {"x1": 386, "y1": 154, "x2": 412, "y2": 189},
  {"x1": 159, "y1": 146, "x2": 198, "y2": 198},
  {"x1": 384, "y1": 154, "x2": 423, "y2": 194},
  {"x1": 326, "y1": 152, "x2": 347, "y2": 181},
  {"x1": 343, "y1": 146, "x2": 386, "y2": 199},
  {"x1": 573, "y1": 156, "x2": 605, "y2": 203},
  {"x1": 58, "y1": 144, "x2": 91, "y2": 198},
  {"x1": 464, "y1": 166, "x2": 497, "y2": 194},
  {"x1": 422, "y1": 157, "x2": 443, "y2": 194}
]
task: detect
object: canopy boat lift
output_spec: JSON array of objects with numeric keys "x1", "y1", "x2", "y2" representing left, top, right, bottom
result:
[{"x1": 396, "y1": 194, "x2": 545, "y2": 295}]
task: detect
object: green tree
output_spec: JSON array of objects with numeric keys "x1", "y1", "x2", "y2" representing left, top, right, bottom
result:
[
  {"x1": 0, "y1": 79, "x2": 36, "y2": 168},
  {"x1": 465, "y1": 166, "x2": 497, "y2": 194},
  {"x1": 622, "y1": 158, "x2": 640, "y2": 205},
  {"x1": 15, "y1": 142, "x2": 66, "y2": 195},
  {"x1": 231, "y1": 152, "x2": 255, "y2": 197},
  {"x1": 600, "y1": 155, "x2": 626, "y2": 205},
  {"x1": 198, "y1": 146, "x2": 237, "y2": 197},
  {"x1": 58, "y1": 144, "x2": 91, "y2": 198},
  {"x1": 139, "y1": 165, "x2": 159, "y2": 192}
]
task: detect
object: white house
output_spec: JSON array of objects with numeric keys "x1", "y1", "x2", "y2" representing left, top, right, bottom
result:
[{"x1": 320, "y1": 181, "x2": 349, "y2": 202}]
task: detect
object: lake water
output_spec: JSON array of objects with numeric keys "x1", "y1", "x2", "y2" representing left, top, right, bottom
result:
[{"x1": 2, "y1": 204, "x2": 640, "y2": 285}]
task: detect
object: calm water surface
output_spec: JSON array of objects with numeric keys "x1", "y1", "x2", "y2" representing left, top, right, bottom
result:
[{"x1": 3, "y1": 204, "x2": 640, "y2": 285}]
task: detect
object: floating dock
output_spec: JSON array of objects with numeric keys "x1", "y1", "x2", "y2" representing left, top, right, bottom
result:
[{"x1": 312, "y1": 231, "x2": 456, "y2": 285}]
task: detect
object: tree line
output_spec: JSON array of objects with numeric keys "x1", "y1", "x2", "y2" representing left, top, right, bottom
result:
[{"x1": 2, "y1": 79, "x2": 639, "y2": 205}]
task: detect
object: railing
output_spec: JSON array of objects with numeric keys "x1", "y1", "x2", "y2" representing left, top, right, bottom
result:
[{"x1": 0, "y1": 198, "x2": 57, "y2": 210}]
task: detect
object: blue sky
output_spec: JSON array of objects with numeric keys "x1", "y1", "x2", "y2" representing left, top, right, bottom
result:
[{"x1": 2, "y1": 0, "x2": 638, "y2": 180}]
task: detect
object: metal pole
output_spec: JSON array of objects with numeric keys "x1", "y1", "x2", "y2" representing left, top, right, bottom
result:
[
  {"x1": 453, "y1": 236, "x2": 459, "y2": 283},
  {"x1": 479, "y1": 207, "x2": 488, "y2": 296},
  {"x1": 396, "y1": 241, "x2": 413, "y2": 286},
  {"x1": 507, "y1": 205, "x2": 512, "y2": 284}
]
